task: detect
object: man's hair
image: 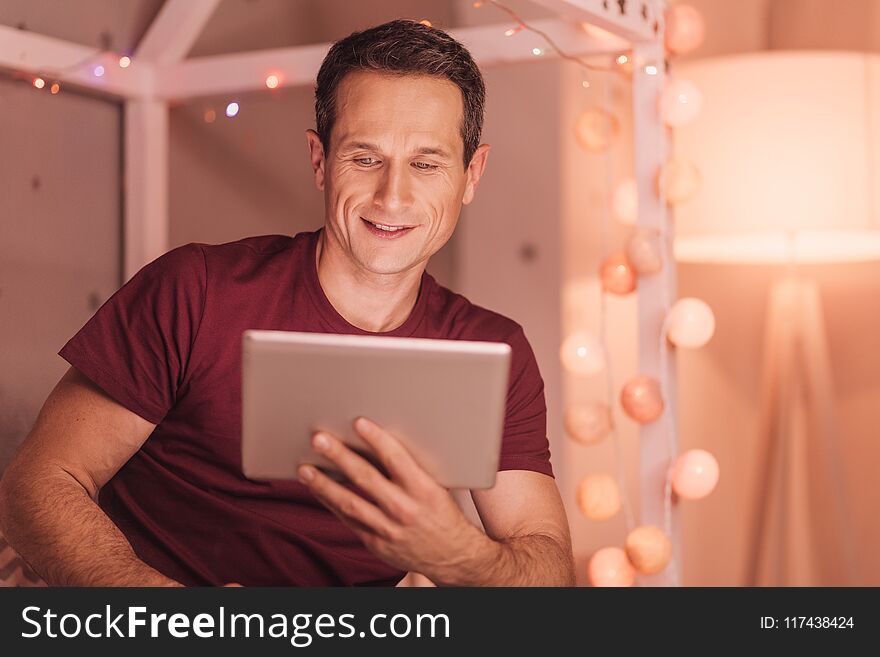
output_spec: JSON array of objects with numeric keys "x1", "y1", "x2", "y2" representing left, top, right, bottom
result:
[{"x1": 315, "y1": 19, "x2": 486, "y2": 169}]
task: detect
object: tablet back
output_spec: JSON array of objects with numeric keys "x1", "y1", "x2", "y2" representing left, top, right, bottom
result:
[{"x1": 241, "y1": 330, "x2": 512, "y2": 489}]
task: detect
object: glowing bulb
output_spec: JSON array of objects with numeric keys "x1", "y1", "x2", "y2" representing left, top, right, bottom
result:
[
  {"x1": 671, "y1": 449, "x2": 720, "y2": 499},
  {"x1": 617, "y1": 54, "x2": 628, "y2": 65},
  {"x1": 560, "y1": 330, "x2": 606, "y2": 376},
  {"x1": 574, "y1": 108, "x2": 620, "y2": 152},
  {"x1": 582, "y1": 80, "x2": 591, "y2": 88},
  {"x1": 660, "y1": 79, "x2": 703, "y2": 127},
  {"x1": 265, "y1": 74, "x2": 280, "y2": 89},
  {"x1": 119, "y1": 56, "x2": 131, "y2": 68},
  {"x1": 50, "y1": 82, "x2": 60, "y2": 94},
  {"x1": 419, "y1": 19, "x2": 432, "y2": 27},
  {"x1": 588, "y1": 547, "x2": 635, "y2": 587},
  {"x1": 665, "y1": 298, "x2": 715, "y2": 348},
  {"x1": 645, "y1": 65, "x2": 658, "y2": 75},
  {"x1": 665, "y1": 4, "x2": 706, "y2": 54},
  {"x1": 225, "y1": 102, "x2": 240, "y2": 118},
  {"x1": 504, "y1": 25, "x2": 522, "y2": 37},
  {"x1": 32, "y1": 77, "x2": 45, "y2": 89},
  {"x1": 625, "y1": 526, "x2": 672, "y2": 575},
  {"x1": 532, "y1": 47, "x2": 544, "y2": 56},
  {"x1": 93, "y1": 65, "x2": 105, "y2": 77},
  {"x1": 473, "y1": 1, "x2": 483, "y2": 7},
  {"x1": 577, "y1": 474, "x2": 621, "y2": 520},
  {"x1": 204, "y1": 109, "x2": 216, "y2": 123}
]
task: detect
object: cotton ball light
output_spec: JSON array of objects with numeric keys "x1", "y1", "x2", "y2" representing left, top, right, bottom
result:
[
  {"x1": 613, "y1": 178, "x2": 638, "y2": 225},
  {"x1": 576, "y1": 474, "x2": 621, "y2": 520},
  {"x1": 575, "y1": 108, "x2": 620, "y2": 152},
  {"x1": 665, "y1": 4, "x2": 706, "y2": 54},
  {"x1": 560, "y1": 330, "x2": 606, "y2": 376},
  {"x1": 588, "y1": 547, "x2": 635, "y2": 587},
  {"x1": 626, "y1": 228, "x2": 664, "y2": 275},
  {"x1": 625, "y1": 525, "x2": 672, "y2": 575},
  {"x1": 671, "y1": 449, "x2": 719, "y2": 500},
  {"x1": 565, "y1": 402, "x2": 613, "y2": 445},
  {"x1": 660, "y1": 79, "x2": 703, "y2": 127},
  {"x1": 620, "y1": 375, "x2": 664, "y2": 423},
  {"x1": 659, "y1": 159, "x2": 702, "y2": 204},
  {"x1": 600, "y1": 252, "x2": 637, "y2": 295},
  {"x1": 666, "y1": 297, "x2": 715, "y2": 348}
]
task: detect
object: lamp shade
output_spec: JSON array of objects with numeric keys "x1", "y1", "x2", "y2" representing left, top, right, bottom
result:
[{"x1": 672, "y1": 52, "x2": 880, "y2": 259}]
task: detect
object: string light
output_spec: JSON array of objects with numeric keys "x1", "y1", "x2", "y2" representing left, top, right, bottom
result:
[
  {"x1": 532, "y1": 47, "x2": 544, "y2": 56},
  {"x1": 32, "y1": 77, "x2": 45, "y2": 89},
  {"x1": 617, "y1": 54, "x2": 628, "y2": 65},
  {"x1": 204, "y1": 109, "x2": 216, "y2": 123},
  {"x1": 50, "y1": 82, "x2": 60, "y2": 94},
  {"x1": 93, "y1": 65, "x2": 105, "y2": 77},
  {"x1": 481, "y1": 0, "x2": 644, "y2": 74},
  {"x1": 472, "y1": 1, "x2": 483, "y2": 7},
  {"x1": 645, "y1": 65, "x2": 658, "y2": 75},
  {"x1": 118, "y1": 55, "x2": 131, "y2": 68},
  {"x1": 225, "y1": 102, "x2": 240, "y2": 118},
  {"x1": 265, "y1": 74, "x2": 280, "y2": 89},
  {"x1": 419, "y1": 19, "x2": 433, "y2": 27}
]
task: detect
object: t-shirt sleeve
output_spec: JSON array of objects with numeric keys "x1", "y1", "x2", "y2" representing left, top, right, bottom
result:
[
  {"x1": 57, "y1": 243, "x2": 207, "y2": 425},
  {"x1": 497, "y1": 325, "x2": 554, "y2": 478}
]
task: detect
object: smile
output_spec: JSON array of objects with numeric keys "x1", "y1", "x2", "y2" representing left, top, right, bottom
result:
[{"x1": 361, "y1": 217, "x2": 416, "y2": 239}]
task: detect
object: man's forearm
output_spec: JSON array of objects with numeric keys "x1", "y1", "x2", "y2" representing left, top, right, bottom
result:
[
  {"x1": 0, "y1": 466, "x2": 182, "y2": 587},
  {"x1": 435, "y1": 531, "x2": 576, "y2": 587}
]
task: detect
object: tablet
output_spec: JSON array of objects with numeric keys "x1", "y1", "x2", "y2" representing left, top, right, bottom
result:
[{"x1": 241, "y1": 330, "x2": 512, "y2": 489}]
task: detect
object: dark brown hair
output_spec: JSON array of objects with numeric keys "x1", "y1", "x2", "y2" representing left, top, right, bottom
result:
[{"x1": 315, "y1": 19, "x2": 486, "y2": 168}]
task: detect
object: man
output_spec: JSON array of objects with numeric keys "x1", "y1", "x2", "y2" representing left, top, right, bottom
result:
[{"x1": 0, "y1": 20, "x2": 574, "y2": 587}]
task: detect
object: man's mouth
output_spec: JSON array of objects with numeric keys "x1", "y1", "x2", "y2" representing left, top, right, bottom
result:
[{"x1": 361, "y1": 217, "x2": 416, "y2": 238}]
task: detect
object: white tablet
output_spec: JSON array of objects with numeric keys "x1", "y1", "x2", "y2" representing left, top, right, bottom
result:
[{"x1": 241, "y1": 330, "x2": 512, "y2": 489}]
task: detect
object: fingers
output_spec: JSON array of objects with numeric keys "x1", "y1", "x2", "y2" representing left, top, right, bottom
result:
[
  {"x1": 308, "y1": 431, "x2": 415, "y2": 522},
  {"x1": 298, "y1": 463, "x2": 398, "y2": 540},
  {"x1": 351, "y1": 417, "x2": 432, "y2": 493}
]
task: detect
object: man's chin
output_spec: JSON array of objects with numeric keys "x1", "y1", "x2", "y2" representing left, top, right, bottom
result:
[{"x1": 354, "y1": 252, "x2": 420, "y2": 277}]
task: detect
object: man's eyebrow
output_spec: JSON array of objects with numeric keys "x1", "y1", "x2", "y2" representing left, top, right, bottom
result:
[
  {"x1": 339, "y1": 141, "x2": 380, "y2": 152},
  {"x1": 338, "y1": 141, "x2": 453, "y2": 159},
  {"x1": 413, "y1": 146, "x2": 452, "y2": 159}
]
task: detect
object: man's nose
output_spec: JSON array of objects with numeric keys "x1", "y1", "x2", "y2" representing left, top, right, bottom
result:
[{"x1": 373, "y1": 161, "x2": 412, "y2": 211}]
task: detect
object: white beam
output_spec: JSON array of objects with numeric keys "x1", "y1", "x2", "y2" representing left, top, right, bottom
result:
[
  {"x1": 135, "y1": 0, "x2": 221, "y2": 64},
  {"x1": 631, "y1": 40, "x2": 680, "y2": 586},
  {"x1": 154, "y1": 18, "x2": 622, "y2": 100},
  {"x1": 531, "y1": 0, "x2": 663, "y2": 44},
  {"x1": 0, "y1": 25, "x2": 152, "y2": 99},
  {"x1": 124, "y1": 100, "x2": 169, "y2": 280}
]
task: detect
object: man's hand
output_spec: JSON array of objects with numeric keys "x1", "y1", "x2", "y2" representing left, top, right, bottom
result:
[{"x1": 297, "y1": 417, "x2": 496, "y2": 585}]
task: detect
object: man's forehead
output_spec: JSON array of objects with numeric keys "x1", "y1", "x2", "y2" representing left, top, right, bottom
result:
[{"x1": 333, "y1": 72, "x2": 464, "y2": 155}]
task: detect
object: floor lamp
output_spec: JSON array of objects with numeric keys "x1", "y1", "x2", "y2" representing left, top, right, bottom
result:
[
  {"x1": 672, "y1": 50, "x2": 879, "y2": 585},
  {"x1": 676, "y1": 230, "x2": 879, "y2": 585}
]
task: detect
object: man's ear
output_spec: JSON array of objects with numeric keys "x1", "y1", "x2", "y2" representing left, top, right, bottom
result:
[
  {"x1": 462, "y1": 143, "x2": 491, "y2": 206},
  {"x1": 305, "y1": 129, "x2": 326, "y2": 191}
]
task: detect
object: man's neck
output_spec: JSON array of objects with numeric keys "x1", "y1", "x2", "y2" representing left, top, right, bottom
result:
[{"x1": 315, "y1": 229, "x2": 423, "y2": 333}]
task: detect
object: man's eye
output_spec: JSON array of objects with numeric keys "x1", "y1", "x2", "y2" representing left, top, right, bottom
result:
[
  {"x1": 413, "y1": 161, "x2": 439, "y2": 171},
  {"x1": 354, "y1": 157, "x2": 378, "y2": 166}
]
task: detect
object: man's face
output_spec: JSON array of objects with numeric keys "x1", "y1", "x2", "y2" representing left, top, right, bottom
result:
[{"x1": 307, "y1": 70, "x2": 489, "y2": 275}]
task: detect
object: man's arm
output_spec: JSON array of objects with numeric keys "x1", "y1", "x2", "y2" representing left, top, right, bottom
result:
[
  {"x1": 297, "y1": 417, "x2": 575, "y2": 586},
  {"x1": 458, "y1": 470, "x2": 574, "y2": 586},
  {"x1": 0, "y1": 366, "x2": 182, "y2": 586}
]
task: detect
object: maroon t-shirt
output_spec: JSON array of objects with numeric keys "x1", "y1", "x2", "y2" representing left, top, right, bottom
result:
[{"x1": 58, "y1": 228, "x2": 552, "y2": 586}]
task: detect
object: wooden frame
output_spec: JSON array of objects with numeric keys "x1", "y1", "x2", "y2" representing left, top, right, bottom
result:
[{"x1": 0, "y1": 0, "x2": 675, "y2": 585}]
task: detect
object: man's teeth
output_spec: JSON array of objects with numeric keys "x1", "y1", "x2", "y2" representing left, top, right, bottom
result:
[{"x1": 370, "y1": 221, "x2": 407, "y2": 232}]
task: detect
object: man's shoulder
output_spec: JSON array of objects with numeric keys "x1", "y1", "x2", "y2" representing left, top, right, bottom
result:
[
  {"x1": 426, "y1": 278, "x2": 525, "y2": 345},
  {"x1": 197, "y1": 233, "x2": 304, "y2": 258}
]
